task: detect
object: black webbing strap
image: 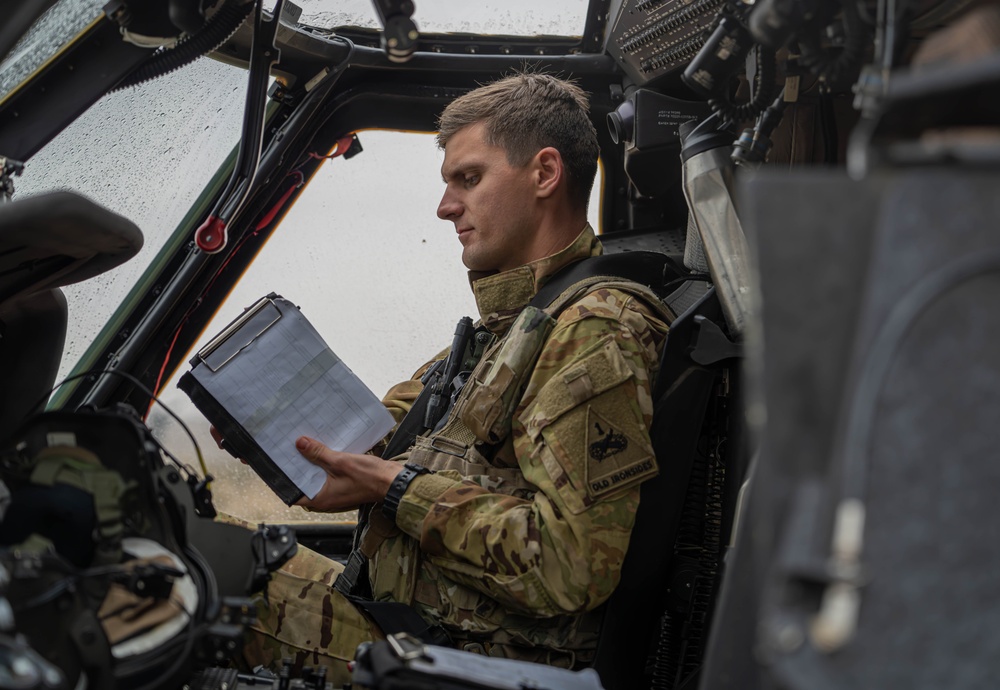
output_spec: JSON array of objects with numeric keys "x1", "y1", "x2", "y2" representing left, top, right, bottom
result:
[
  {"x1": 529, "y1": 251, "x2": 684, "y2": 311},
  {"x1": 346, "y1": 595, "x2": 451, "y2": 646},
  {"x1": 382, "y1": 358, "x2": 444, "y2": 460}
]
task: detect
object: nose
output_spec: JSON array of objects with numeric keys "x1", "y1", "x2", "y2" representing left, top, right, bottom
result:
[{"x1": 437, "y1": 187, "x2": 462, "y2": 220}]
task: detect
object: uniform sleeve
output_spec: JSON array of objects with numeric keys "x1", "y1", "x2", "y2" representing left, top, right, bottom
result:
[{"x1": 394, "y1": 289, "x2": 668, "y2": 616}]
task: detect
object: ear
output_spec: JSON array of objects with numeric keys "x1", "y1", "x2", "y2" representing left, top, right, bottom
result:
[{"x1": 533, "y1": 147, "x2": 564, "y2": 200}]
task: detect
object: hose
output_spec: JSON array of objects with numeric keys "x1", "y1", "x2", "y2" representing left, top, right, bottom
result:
[
  {"x1": 708, "y1": 45, "x2": 778, "y2": 124},
  {"x1": 112, "y1": 0, "x2": 254, "y2": 92},
  {"x1": 798, "y1": 0, "x2": 867, "y2": 84}
]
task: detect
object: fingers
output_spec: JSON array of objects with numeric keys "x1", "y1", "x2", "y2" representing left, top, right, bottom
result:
[
  {"x1": 211, "y1": 425, "x2": 247, "y2": 463},
  {"x1": 291, "y1": 438, "x2": 392, "y2": 512},
  {"x1": 295, "y1": 436, "x2": 349, "y2": 472},
  {"x1": 209, "y1": 425, "x2": 225, "y2": 449},
  {"x1": 295, "y1": 436, "x2": 331, "y2": 465}
]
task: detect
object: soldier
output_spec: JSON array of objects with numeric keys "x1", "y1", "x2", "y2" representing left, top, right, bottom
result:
[{"x1": 242, "y1": 72, "x2": 671, "y2": 685}]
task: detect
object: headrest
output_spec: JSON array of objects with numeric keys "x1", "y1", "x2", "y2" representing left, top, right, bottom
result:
[{"x1": 0, "y1": 191, "x2": 143, "y2": 308}]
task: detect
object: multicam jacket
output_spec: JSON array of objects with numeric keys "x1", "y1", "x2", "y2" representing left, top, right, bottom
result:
[{"x1": 369, "y1": 224, "x2": 670, "y2": 664}]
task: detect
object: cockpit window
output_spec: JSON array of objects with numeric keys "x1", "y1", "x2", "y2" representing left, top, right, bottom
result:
[
  {"x1": 15, "y1": 57, "x2": 246, "y2": 384},
  {"x1": 296, "y1": 0, "x2": 588, "y2": 37},
  {"x1": 0, "y1": 0, "x2": 106, "y2": 103}
]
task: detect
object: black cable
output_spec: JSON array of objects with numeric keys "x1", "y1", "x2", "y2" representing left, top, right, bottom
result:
[
  {"x1": 819, "y1": 93, "x2": 839, "y2": 164},
  {"x1": 28, "y1": 368, "x2": 207, "y2": 480},
  {"x1": 839, "y1": 251, "x2": 1000, "y2": 503},
  {"x1": 148, "y1": 434, "x2": 202, "y2": 485},
  {"x1": 14, "y1": 578, "x2": 75, "y2": 612},
  {"x1": 112, "y1": 0, "x2": 255, "y2": 92},
  {"x1": 13, "y1": 559, "x2": 178, "y2": 612}
]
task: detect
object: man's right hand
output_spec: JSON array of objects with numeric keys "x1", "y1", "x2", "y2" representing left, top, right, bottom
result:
[{"x1": 293, "y1": 436, "x2": 404, "y2": 514}]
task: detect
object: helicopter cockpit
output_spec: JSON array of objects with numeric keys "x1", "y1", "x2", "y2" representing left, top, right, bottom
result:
[{"x1": 1, "y1": 1, "x2": 999, "y2": 689}]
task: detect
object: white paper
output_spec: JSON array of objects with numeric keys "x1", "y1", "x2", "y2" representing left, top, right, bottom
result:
[{"x1": 191, "y1": 298, "x2": 395, "y2": 499}]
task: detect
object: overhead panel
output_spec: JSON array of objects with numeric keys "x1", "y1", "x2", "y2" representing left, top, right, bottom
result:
[{"x1": 607, "y1": 0, "x2": 727, "y2": 87}]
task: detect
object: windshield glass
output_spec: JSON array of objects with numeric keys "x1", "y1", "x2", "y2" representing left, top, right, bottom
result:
[
  {"x1": 15, "y1": 57, "x2": 246, "y2": 383},
  {"x1": 0, "y1": 0, "x2": 105, "y2": 102},
  {"x1": 296, "y1": 0, "x2": 589, "y2": 36}
]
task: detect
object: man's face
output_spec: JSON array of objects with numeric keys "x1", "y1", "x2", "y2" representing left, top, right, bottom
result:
[{"x1": 437, "y1": 122, "x2": 539, "y2": 273}]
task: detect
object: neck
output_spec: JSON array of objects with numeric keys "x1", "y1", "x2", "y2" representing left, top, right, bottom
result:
[{"x1": 524, "y1": 201, "x2": 587, "y2": 265}]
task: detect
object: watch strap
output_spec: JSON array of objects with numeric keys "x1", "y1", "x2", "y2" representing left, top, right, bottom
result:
[{"x1": 382, "y1": 462, "x2": 431, "y2": 523}]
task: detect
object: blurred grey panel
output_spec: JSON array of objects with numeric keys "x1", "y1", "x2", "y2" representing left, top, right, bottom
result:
[
  {"x1": 704, "y1": 169, "x2": 1000, "y2": 689},
  {"x1": 702, "y1": 170, "x2": 882, "y2": 690}
]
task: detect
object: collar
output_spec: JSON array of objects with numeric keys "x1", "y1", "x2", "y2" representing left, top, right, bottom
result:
[{"x1": 470, "y1": 224, "x2": 603, "y2": 335}]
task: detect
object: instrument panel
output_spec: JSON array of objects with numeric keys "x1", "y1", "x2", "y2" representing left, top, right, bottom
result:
[{"x1": 606, "y1": 0, "x2": 729, "y2": 86}]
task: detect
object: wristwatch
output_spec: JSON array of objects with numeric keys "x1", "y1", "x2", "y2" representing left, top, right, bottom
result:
[{"x1": 382, "y1": 462, "x2": 432, "y2": 522}]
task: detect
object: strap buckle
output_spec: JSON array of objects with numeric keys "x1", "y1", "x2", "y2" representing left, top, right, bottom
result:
[{"x1": 333, "y1": 549, "x2": 367, "y2": 596}]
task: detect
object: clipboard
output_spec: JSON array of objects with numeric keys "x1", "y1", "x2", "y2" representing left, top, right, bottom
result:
[{"x1": 178, "y1": 293, "x2": 395, "y2": 506}]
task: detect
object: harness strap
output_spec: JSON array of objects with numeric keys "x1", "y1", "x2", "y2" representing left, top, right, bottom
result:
[
  {"x1": 345, "y1": 595, "x2": 451, "y2": 646},
  {"x1": 382, "y1": 359, "x2": 445, "y2": 460},
  {"x1": 529, "y1": 251, "x2": 684, "y2": 311}
]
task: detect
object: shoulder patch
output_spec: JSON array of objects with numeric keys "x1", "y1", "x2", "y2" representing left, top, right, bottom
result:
[{"x1": 585, "y1": 408, "x2": 657, "y2": 499}]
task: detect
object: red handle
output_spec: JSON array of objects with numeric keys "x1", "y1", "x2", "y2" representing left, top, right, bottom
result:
[{"x1": 195, "y1": 215, "x2": 228, "y2": 254}]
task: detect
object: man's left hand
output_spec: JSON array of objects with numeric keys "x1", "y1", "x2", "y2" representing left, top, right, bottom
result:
[{"x1": 293, "y1": 436, "x2": 404, "y2": 513}]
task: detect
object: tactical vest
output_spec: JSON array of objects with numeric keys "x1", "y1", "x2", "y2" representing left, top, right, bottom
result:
[{"x1": 348, "y1": 273, "x2": 674, "y2": 663}]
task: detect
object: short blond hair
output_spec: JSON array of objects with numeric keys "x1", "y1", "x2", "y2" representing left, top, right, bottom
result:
[{"x1": 437, "y1": 73, "x2": 600, "y2": 210}]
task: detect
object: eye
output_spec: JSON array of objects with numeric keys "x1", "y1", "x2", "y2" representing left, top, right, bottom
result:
[{"x1": 463, "y1": 174, "x2": 480, "y2": 187}]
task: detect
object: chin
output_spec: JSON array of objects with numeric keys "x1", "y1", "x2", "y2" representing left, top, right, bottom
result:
[{"x1": 461, "y1": 250, "x2": 489, "y2": 272}]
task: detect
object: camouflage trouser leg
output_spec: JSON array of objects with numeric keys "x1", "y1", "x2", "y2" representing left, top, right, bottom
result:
[{"x1": 243, "y1": 544, "x2": 382, "y2": 688}]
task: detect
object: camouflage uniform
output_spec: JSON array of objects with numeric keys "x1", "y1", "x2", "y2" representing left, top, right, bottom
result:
[{"x1": 246, "y1": 225, "x2": 670, "y2": 677}]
